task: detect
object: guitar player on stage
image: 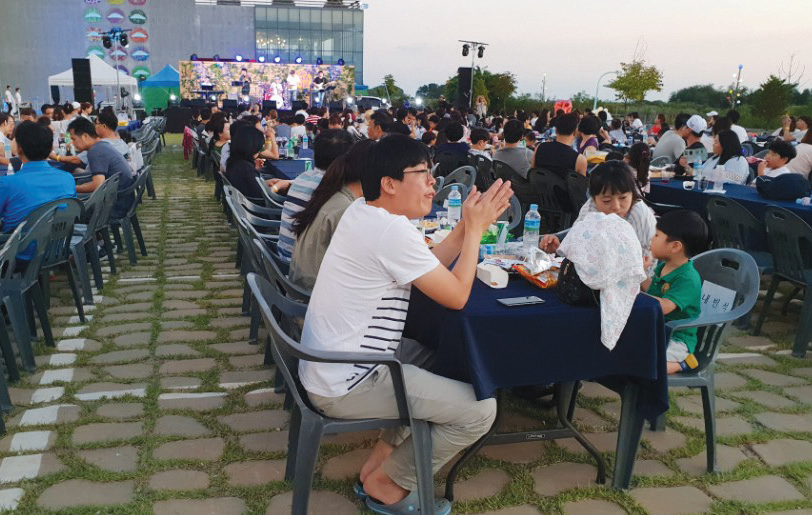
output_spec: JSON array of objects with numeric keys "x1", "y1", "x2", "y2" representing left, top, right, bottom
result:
[
  {"x1": 311, "y1": 70, "x2": 327, "y2": 108},
  {"x1": 285, "y1": 70, "x2": 300, "y2": 110}
]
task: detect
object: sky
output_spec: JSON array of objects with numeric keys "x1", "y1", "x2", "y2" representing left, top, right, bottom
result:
[{"x1": 361, "y1": 0, "x2": 811, "y2": 102}]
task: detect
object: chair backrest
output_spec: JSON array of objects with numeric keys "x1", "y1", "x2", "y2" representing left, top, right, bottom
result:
[
  {"x1": 16, "y1": 209, "x2": 58, "y2": 283},
  {"x1": 434, "y1": 150, "x2": 468, "y2": 177},
  {"x1": 754, "y1": 149, "x2": 769, "y2": 159},
  {"x1": 566, "y1": 171, "x2": 589, "y2": 215},
  {"x1": 80, "y1": 181, "x2": 108, "y2": 239},
  {"x1": 706, "y1": 195, "x2": 768, "y2": 252},
  {"x1": 230, "y1": 185, "x2": 282, "y2": 220},
  {"x1": 650, "y1": 156, "x2": 670, "y2": 167},
  {"x1": 255, "y1": 177, "x2": 286, "y2": 209},
  {"x1": 527, "y1": 168, "x2": 572, "y2": 233},
  {"x1": 432, "y1": 175, "x2": 445, "y2": 193},
  {"x1": 100, "y1": 173, "x2": 121, "y2": 227},
  {"x1": 469, "y1": 154, "x2": 495, "y2": 191},
  {"x1": 37, "y1": 198, "x2": 83, "y2": 269},
  {"x1": 253, "y1": 238, "x2": 311, "y2": 302},
  {"x1": 124, "y1": 167, "x2": 151, "y2": 218},
  {"x1": 433, "y1": 183, "x2": 469, "y2": 208},
  {"x1": 497, "y1": 195, "x2": 523, "y2": 231},
  {"x1": 763, "y1": 206, "x2": 812, "y2": 285},
  {"x1": 493, "y1": 160, "x2": 527, "y2": 185},
  {"x1": 444, "y1": 165, "x2": 477, "y2": 191},
  {"x1": 0, "y1": 221, "x2": 26, "y2": 281},
  {"x1": 689, "y1": 249, "x2": 760, "y2": 369}
]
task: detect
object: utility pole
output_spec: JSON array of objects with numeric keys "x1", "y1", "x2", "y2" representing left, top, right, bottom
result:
[
  {"x1": 458, "y1": 39, "x2": 488, "y2": 109},
  {"x1": 593, "y1": 70, "x2": 618, "y2": 112},
  {"x1": 541, "y1": 74, "x2": 547, "y2": 102}
]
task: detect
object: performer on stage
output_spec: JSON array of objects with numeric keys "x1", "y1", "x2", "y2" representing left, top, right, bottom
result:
[
  {"x1": 311, "y1": 70, "x2": 327, "y2": 108},
  {"x1": 269, "y1": 77, "x2": 284, "y2": 109},
  {"x1": 239, "y1": 67, "x2": 251, "y2": 98},
  {"x1": 285, "y1": 70, "x2": 300, "y2": 109}
]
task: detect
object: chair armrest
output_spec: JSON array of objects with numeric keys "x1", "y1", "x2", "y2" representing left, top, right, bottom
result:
[{"x1": 250, "y1": 218, "x2": 281, "y2": 230}]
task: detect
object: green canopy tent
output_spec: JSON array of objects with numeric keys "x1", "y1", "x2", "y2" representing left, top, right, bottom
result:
[{"x1": 139, "y1": 64, "x2": 180, "y2": 113}]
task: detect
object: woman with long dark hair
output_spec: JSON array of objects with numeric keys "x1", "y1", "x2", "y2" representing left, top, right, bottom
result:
[
  {"x1": 289, "y1": 139, "x2": 375, "y2": 290},
  {"x1": 625, "y1": 142, "x2": 652, "y2": 193},
  {"x1": 701, "y1": 129, "x2": 749, "y2": 184},
  {"x1": 224, "y1": 123, "x2": 265, "y2": 198}
]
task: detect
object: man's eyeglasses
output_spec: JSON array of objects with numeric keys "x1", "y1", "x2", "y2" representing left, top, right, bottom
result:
[{"x1": 402, "y1": 167, "x2": 434, "y2": 180}]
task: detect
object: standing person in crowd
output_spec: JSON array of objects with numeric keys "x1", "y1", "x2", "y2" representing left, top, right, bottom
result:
[
  {"x1": 700, "y1": 130, "x2": 749, "y2": 185},
  {"x1": 523, "y1": 129, "x2": 537, "y2": 151},
  {"x1": 277, "y1": 129, "x2": 354, "y2": 261},
  {"x1": 493, "y1": 119, "x2": 534, "y2": 178},
  {"x1": 674, "y1": 115, "x2": 708, "y2": 175},
  {"x1": 68, "y1": 117, "x2": 135, "y2": 219},
  {"x1": 14, "y1": 88, "x2": 22, "y2": 112},
  {"x1": 727, "y1": 109, "x2": 748, "y2": 143},
  {"x1": 0, "y1": 113, "x2": 16, "y2": 173},
  {"x1": 286, "y1": 70, "x2": 301, "y2": 109},
  {"x1": 389, "y1": 108, "x2": 413, "y2": 137},
  {"x1": 653, "y1": 113, "x2": 690, "y2": 163},
  {"x1": 625, "y1": 142, "x2": 652, "y2": 194},
  {"x1": 576, "y1": 116, "x2": 601, "y2": 155},
  {"x1": 475, "y1": 95, "x2": 488, "y2": 118},
  {"x1": 534, "y1": 109, "x2": 551, "y2": 133},
  {"x1": 788, "y1": 130, "x2": 812, "y2": 178},
  {"x1": 3, "y1": 86, "x2": 13, "y2": 113},
  {"x1": 533, "y1": 113, "x2": 588, "y2": 177},
  {"x1": 758, "y1": 139, "x2": 797, "y2": 177}
]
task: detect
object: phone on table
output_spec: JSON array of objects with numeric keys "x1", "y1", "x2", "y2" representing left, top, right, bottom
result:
[{"x1": 497, "y1": 296, "x2": 545, "y2": 307}]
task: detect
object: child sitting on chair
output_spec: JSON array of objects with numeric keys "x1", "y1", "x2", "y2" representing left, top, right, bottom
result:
[{"x1": 642, "y1": 209, "x2": 708, "y2": 374}]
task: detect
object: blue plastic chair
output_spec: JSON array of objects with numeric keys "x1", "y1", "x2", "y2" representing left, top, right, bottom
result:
[
  {"x1": 0, "y1": 222, "x2": 27, "y2": 384},
  {"x1": 651, "y1": 249, "x2": 760, "y2": 473}
]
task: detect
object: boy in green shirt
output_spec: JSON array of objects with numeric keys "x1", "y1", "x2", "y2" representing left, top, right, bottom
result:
[{"x1": 642, "y1": 210, "x2": 708, "y2": 374}]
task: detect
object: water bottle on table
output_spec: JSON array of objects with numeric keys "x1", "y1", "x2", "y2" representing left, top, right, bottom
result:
[
  {"x1": 523, "y1": 203, "x2": 541, "y2": 251},
  {"x1": 302, "y1": 134, "x2": 309, "y2": 150},
  {"x1": 447, "y1": 185, "x2": 462, "y2": 227}
]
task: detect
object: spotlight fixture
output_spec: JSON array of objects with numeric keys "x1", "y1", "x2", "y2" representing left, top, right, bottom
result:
[
  {"x1": 169, "y1": 94, "x2": 177, "y2": 101},
  {"x1": 258, "y1": 55, "x2": 265, "y2": 63},
  {"x1": 213, "y1": 54, "x2": 220, "y2": 61},
  {"x1": 190, "y1": 53, "x2": 198, "y2": 61},
  {"x1": 273, "y1": 55, "x2": 281, "y2": 63},
  {"x1": 235, "y1": 54, "x2": 243, "y2": 62},
  {"x1": 316, "y1": 57, "x2": 323, "y2": 65},
  {"x1": 243, "y1": 95, "x2": 250, "y2": 103},
  {"x1": 295, "y1": 56, "x2": 302, "y2": 64},
  {"x1": 462, "y1": 44, "x2": 469, "y2": 57},
  {"x1": 134, "y1": 93, "x2": 142, "y2": 101},
  {"x1": 102, "y1": 35, "x2": 112, "y2": 49},
  {"x1": 477, "y1": 45, "x2": 484, "y2": 58},
  {"x1": 337, "y1": 58, "x2": 345, "y2": 66},
  {"x1": 119, "y1": 33, "x2": 128, "y2": 47},
  {"x1": 346, "y1": 96, "x2": 354, "y2": 105}
]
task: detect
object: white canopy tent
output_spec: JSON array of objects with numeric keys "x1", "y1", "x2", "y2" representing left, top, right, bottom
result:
[{"x1": 47, "y1": 54, "x2": 139, "y2": 108}]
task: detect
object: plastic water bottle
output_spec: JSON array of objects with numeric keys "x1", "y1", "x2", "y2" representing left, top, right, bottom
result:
[
  {"x1": 278, "y1": 138, "x2": 286, "y2": 158},
  {"x1": 302, "y1": 134, "x2": 309, "y2": 150},
  {"x1": 523, "y1": 203, "x2": 541, "y2": 251},
  {"x1": 287, "y1": 138, "x2": 295, "y2": 158},
  {"x1": 447, "y1": 186, "x2": 462, "y2": 227}
]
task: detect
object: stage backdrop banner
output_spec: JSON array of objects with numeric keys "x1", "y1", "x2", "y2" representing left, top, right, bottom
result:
[{"x1": 178, "y1": 61, "x2": 355, "y2": 104}]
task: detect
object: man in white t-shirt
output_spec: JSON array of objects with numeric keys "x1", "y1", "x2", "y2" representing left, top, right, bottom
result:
[
  {"x1": 301, "y1": 134, "x2": 512, "y2": 512},
  {"x1": 758, "y1": 139, "x2": 797, "y2": 178},
  {"x1": 286, "y1": 70, "x2": 300, "y2": 109},
  {"x1": 727, "y1": 109, "x2": 749, "y2": 143}
]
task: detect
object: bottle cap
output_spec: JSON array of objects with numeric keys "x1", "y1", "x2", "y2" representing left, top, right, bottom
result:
[
  {"x1": 530, "y1": 203, "x2": 538, "y2": 210},
  {"x1": 451, "y1": 185, "x2": 458, "y2": 191}
]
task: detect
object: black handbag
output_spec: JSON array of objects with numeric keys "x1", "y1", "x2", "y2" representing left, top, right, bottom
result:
[{"x1": 555, "y1": 258, "x2": 599, "y2": 306}]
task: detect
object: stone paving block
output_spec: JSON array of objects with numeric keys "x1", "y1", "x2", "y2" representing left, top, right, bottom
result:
[
  {"x1": 480, "y1": 442, "x2": 547, "y2": 464},
  {"x1": 78, "y1": 445, "x2": 139, "y2": 472},
  {"x1": 73, "y1": 422, "x2": 144, "y2": 444},
  {"x1": 149, "y1": 469, "x2": 210, "y2": 491},
  {"x1": 224, "y1": 459, "x2": 286, "y2": 486},
  {"x1": 731, "y1": 390, "x2": 797, "y2": 409},
  {"x1": 743, "y1": 368, "x2": 808, "y2": 386},
  {"x1": 164, "y1": 308, "x2": 209, "y2": 318},
  {"x1": 752, "y1": 439, "x2": 812, "y2": 466},
  {"x1": 75, "y1": 382, "x2": 148, "y2": 401},
  {"x1": 96, "y1": 322, "x2": 154, "y2": 337},
  {"x1": 217, "y1": 410, "x2": 289, "y2": 433},
  {"x1": 35, "y1": 353, "x2": 77, "y2": 367},
  {"x1": 210, "y1": 316, "x2": 248, "y2": 328},
  {"x1": 675, "y1": 395, "x2": 740, "y2": 415},
  {"x1": 159, "y1": 358, "x2": 218, "y2": 374},
  {"x1": 239, "y1": 431, "x2": 289, "y2": 453},
  {"x1": 219, "y1": 369, "x2": 274, "y2": 389},
  {"x1": 708, "y1": 475, "x2": 804, "y2": 503},
  {"x1": 91, "y1": 349, "x2": 151, "y2": 364},
  {"x1": 97, "y1": 403, "x2": 144, "y2": 420},
  {"x1": 55, "y1": 338, "x2": 102, "y2": 352},
  {"x1": 755, "y1": 412, "x2": 812, "y2": 433},
  {"x1": 104, "y1": 302, "x2": 153, "y2": 314},
  {"x1": 164, "y1": 290, "x2": 209, "y2": 300},
  {"x1": 563, "y1": 500, "x2": 627, "y2": 515},
  {"x1": 783, "y1": 385, "x2": 812, "y2": 400},
  {"x1": 158, "y1": 330, "x2": 217, "y2": 343},
  {"x1": 642, "y1": 427, "x2": 688, "y2": 453},
  {"x1": 0, "y1": 430, "x2": 56, "y2": 452},
  {"x1": 156, "y1": 497, "x2": 248, "y2": 515},
  {"x1": 633, "y1": 459, "x2": 675, "y2": 478},
  {"x1": 454, "y1": 469, "x2": 511, "y2": 501},
  {"x1": 102, "y1": 363, "x2": 155, "y2": 380},
  {"x1": 162, "y1": 320, "x2": 196, "y2": 330},
  {"x1": 557, "y1": 432, "x2": 618, "y2": 454},
  {"x1": 158, "y1": 392, "x2": 227, "y2": 411},
  {"x1": 672, "y1": 416, "x2": 754, "y2": 437},
  {"x1": 101, "y1": 312, "x2": 153, "y2": 323},
  {"x1": 727, "y1": 334, "x2": 777, "y2": 349},
  {"x1": 474, "y1": 506, "x2": 542, "y2": 515},
  {"x1": 0, "y1": 488, "x2": 24, "y2": 511},
  {"x1": 209, "y1": 298, "x2": 242, "y2": 307},
  {"x1": 211, "y1": 341, "x2": 258, "y2": 355},
  {"x1": 160, "y1": 376, "x2": 203, "y2": 390},
  {"x1": 266, "y1": 491, "x2": 358, "y2": 515},
  {"x1": 8, "y1": 387, "x2": 64, "y2": 406},
  {"x1": 790, "y1": 368, "x2": 812, "y2": 378},
  {"x1": 9, "y1": 404, "x2": 80, "y2": 427},
  {"x1": 532, "y1": 462, "x2": 598, "y2": 496},
  {"x1": 113, "y1": 332, "x2": 152, "y2": 347},
  {"x1": 155, "y1": 415, "x2": 211, "y2": 437},
  {"x1": 631, "y1": 486, "x2": 713, "y2": 515},
  {"x1": 29, "y1": 367, "x2": 94, "y2": 385},
  {"x1": 0, "y1": 453, "x2": 65, "y2": 483},
  {"x1": 156, "y1": 344, "x2": 201, "y2": 357},
  {"x1": 321, "y1": 448, "x2": 368, "y2": 480},
  {"x1": 717, "y1": 353, "x2": 778, "y2": 367},
  {"x1": 714, "y1": 371, "x2": 749, "y2": 390},
  {"x1": 37, "y1": 479, "x2": 135, "y2": 509},
  {"x1": 228, "y1": 328, "x2": 252, "y2": 340},
  {"x1": 228, "y1": 354, "x2": 265, "y2": 369},
  {"x1": 153, "y1": 437, "x2": 224, "y2": 461}
]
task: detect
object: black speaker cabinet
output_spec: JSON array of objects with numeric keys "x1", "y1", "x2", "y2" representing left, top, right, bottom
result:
[{"x1": 457, "y1": 67, "x2": 473, "y2": 109}]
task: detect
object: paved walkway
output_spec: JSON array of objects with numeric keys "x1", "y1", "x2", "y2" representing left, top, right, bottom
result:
[{"x1": 1, "y1": 137, "x2": 811, "y2": 514}]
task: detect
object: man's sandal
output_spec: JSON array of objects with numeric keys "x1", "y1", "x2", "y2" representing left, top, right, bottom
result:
[{"x1": 365, "y1": 490, "x2": 452, "y2": 515}]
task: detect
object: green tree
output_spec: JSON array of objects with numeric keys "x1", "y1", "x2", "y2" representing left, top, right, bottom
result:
[
  {"x1": 607, "y1": 60, "x2": 664, "y2": 104},
  {"x1": 368, "y1": 74, "x2": 405, "y2": 104},
  {"x1": 751, "y1": 75, "x2": 795, "y2": 126},
  {"x1": 415, "y1": 83, "x2": 444, "y2": 99},
  {"x1": 668, "y1": 84, "x2": 728, "y2": 108},
  {"x1": 571, "y1": 90, "x2": 595, "y2": 110},
  {"x1": 481, "y1": 69, "x2": 517, "y2": 110}
]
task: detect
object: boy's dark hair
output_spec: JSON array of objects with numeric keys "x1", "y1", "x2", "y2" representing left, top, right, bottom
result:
[
  {"x1": 503, "y1": 119, "x2": 524, "y2": 143},
  {"x1": 588, "y1": 161, "x2": 642, "y2": 203},
  {"x1": 14, "y1": 121, "x2": 53, "y2": 161},
  {"x1": 19, "y1": 107, "x2": 35, "y2": 118},
  {"x1": 370, "y1": 109, "x2": 392, "y2": 132},
  {"x1": 554, "y1": 113, "x2": 579, "y2": 136},
  {"x1": 421, "y1": 131, "x2": 436, "y2": 145},
  {"x1": 312, "y1": 128, "x2": 354, "y2": 171},
  {"x1": 40, "y1": 104, "x2": 50, "y2": 114},
  {"x1": 67, "y1": 116, "x2": 97, "y2": 138},
  {"x1": 657, "y1": 209, "x2": 708, "y2": 258},
  {"x1": 200, "y1": 107, "x2": 212, "y2": 121},
  {"x1": 226, "y1": 124, "x2": 265, "y2": 171},
  {"x1": 445, "y1": 121, "x2": 464, "y2": 143},
  {"x1": 673, "y1": 113, "x2": 691, "y2": 130},
  {"x1": 97, "y1": 109, "x2": 118, "y2": 131},
  {"x1": 768, "y1": 139, "x2": 797, "y2": 162},
  {"x1": 726, "y1": 109, "x2": 741, "y2": 124},
  {"x1": 711, "y1": 116, "x2": 732, "y2": 136},
  {"x1": 362, "y1": 134, "x2": 430, "y2": 201},
  {"x1": 240, "y1": 115, "x2": 261, "y2": 127},
  {"x1": 598, "y1": 110, "x2": 608, "y2": 123},
  {"x1": 294, "y1": 114, "x2": 306, "y2": 125},
  {"x1": 470, "y1": 128, "x2": 489, "y2": 145},
  {"x1": 396, "y1": 107, "x2": 408, "y2": 122},
  {"x1": 36, "y1": 116, "x2": 51, "y2": 127},
  {"x1": 610, "y1": 119, "x2": 622, "y2": 130}
]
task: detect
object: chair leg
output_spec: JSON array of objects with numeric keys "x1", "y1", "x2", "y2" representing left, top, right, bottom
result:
[
  {"x1": 29, "y1": 283, "x2": 55, "y2": 348},
  {"x1": 100, "y1": 228, "x2": 117, "y2": 275},
  {"x1": 71, "y1": 243, "x2": 94, "y2": 306},
  {"x1": 87, "y1": 240, "x2": 105, "y2": 291},
  {"x1": 781, "y1": 287, "x2": 802, "y2": 316},
  {"x1": 111, "y1": 224, "x2": 124, "y2": 255},
  {"x1": 63, "y1": 264, "x2": 86, "y2": 323},
  {"x1": 131, "y1": 215, "x2": 148, "y2": 257},
  {"x1": 285, "y1": 404, "x2": 302, "y2": 480},
  {"x1": 753, "y1": 276, "x2": 780, "y2": 336},
  {"x1": 290, "y1": 414, "x2": 324, "y2": 515},
  {"x1": 700, "y1": 380, "x2": 717, "y2": 473},
  {"x1": 146, "y1": 174, "x2": 156, "y2": 200},
  {"x1": 791, "y1": 289, "x2": 812, "y2": 358},
  {"x1": 0, "y1": 319, "x2": 20, "y2": 383},
  {"x1": 241, "y1": 282, "x2": 251, "y2": 317},
  {"x1": 249, "y1": 300, "x2": 260, "y2": 345},
  {"x1": 121, "y1": 219, "x2": 138, "y2": 265},
  {"x1": 5, "y1": 294, "x2": 36, "y2": 373},
  {"x1": 650, "y1": 413, "x2": 667, "y2": 432},
  {"x1": 0, "y1": 357, "x2": 12, "y2": 412},
  {"x1": 410, "y1": 420, "x2": 435, "y2": 515}
]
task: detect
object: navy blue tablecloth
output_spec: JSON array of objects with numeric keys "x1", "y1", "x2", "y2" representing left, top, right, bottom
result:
[
  {"x1": 117, "y1": 120, "x2": 142, "y2": 133},
  {"x1": 404, "y1": 277, "x2": 669, "y2": 419},
  {"x1": 648, "y1": 178, "x2": 812, "y2": 225},
  {"x1": 5, "y1": 158, "x2": 80, "y2": 176},
  {"x1": 271, "y1": 158, "x2": 313, "y2": 180}
]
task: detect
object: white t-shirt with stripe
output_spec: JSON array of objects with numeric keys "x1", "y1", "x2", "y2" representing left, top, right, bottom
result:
[{"x1": 299, "y1": 198, "x2": 440, "y2": 397}]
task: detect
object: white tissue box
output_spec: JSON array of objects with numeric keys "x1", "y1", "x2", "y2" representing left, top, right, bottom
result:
[{"x1": 476, "y1": 263, "x2": 508, "y2": 289}]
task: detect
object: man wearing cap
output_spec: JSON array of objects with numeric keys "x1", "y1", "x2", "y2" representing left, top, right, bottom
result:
[
  {"x1": 653, "y1": 113, "x2": 690, "y2": 163},
  {"x1": 674, "y1": 115, "x2": 708, "y2": 175}
]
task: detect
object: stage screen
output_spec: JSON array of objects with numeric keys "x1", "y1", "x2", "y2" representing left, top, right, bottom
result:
[{"x1": 179, "y1": 61, "x2": 355, "y2": 109}]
